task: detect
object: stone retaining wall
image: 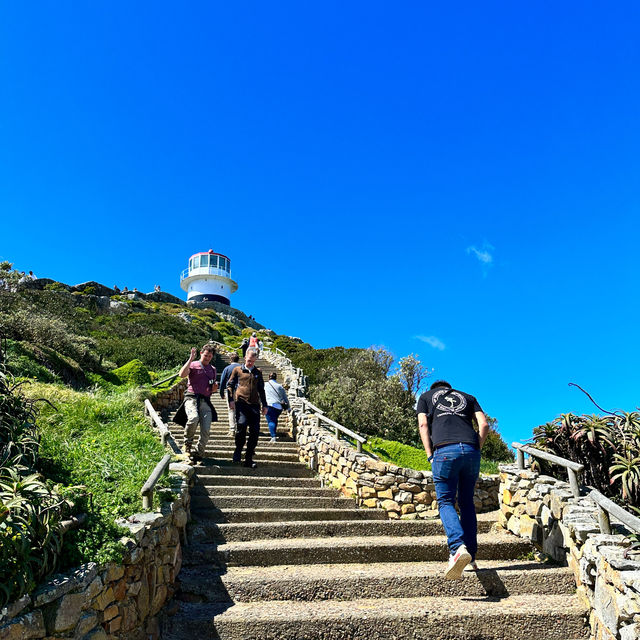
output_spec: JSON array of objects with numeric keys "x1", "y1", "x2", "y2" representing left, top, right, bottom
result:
[
  {"x1": 292, "y1": 408, "x2": 499, "y2": 518},
  {"x1": 149, "y1": 378, "x2": 187, "y2": 412},
  {"x1": 0, "y1": 464, "x2": 193, "y2": 640},
  {"x1": 262, "y1": 351, "x2": 499, "y2": 518},
  {"x1": 498, "y1": 463, "x2": 640, "y2": 640}
]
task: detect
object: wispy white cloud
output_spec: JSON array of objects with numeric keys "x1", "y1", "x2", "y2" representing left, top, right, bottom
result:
[
  {"x1": 415, "y1": 335, "x2": 446, "y2": 351},
  {"x1": 466, "y1": 242, "x2": 495, "y2": 275}
]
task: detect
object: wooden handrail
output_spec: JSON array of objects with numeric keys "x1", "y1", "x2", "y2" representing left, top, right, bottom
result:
[
  {"x1": 140, "y1": 454, "x2": 171, "y2": 510},
  {"x1": 151, "y1": 372, "x2": 179, "y2": 388},
  {"x1": 512, "y1": 442, "x2": 584, "y2": 497},
  {"x1": 589, "y1": 488, "x2": 640, "y2": 535},
  {"x1": 301, "y1": 399, "x2": 366, "y2": 452},
  {"x1": 144, "y1": 399, "x2": 181, "y2": 453}
]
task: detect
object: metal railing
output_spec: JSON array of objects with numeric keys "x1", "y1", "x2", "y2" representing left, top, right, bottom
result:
[
  {"x1": 512, "y1": 442, "x2": 584, "y2": 497},
  {"x1": 301, "y1": 398, "x2": 367, "y2": 453},
  {"x1": 180, "y1": 266, "x2": 233, "y2": 281}
]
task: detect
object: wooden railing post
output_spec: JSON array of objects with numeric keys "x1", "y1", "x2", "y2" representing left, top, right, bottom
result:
[{"x1": 516, "y1": 449, "x2": 525, "y2": 470}]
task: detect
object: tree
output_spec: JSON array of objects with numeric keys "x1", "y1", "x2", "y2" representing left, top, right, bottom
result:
[{"x1": 395, "y1": 353, "x2": 432, "y2": 398}]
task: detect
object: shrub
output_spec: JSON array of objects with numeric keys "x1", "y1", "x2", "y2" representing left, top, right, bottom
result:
[
  {"x1": 214, "y1": 321, "x2": 241, "y2": 338},
  {"x1": 111, "y1": 360, "x2": 151, "y2": 386},
  {"x1": 97, "y1": 334, "x2": 189, "y2": 370},
  {"x1": 0, "y1": 348, "x2": 71, "y2": 606}
]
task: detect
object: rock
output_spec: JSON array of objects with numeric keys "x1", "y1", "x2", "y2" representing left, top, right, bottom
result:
[
  {"x1": 0, "y1": 611, "x2": 45, "y2": 640},
  {"x1": 0, "y1": 596, "x2": 30, "y2": 625},
  {"x1": 44, "y1": 592, "x2": 87, "y2": 633},
  {"x1": 376, "y1": 489, "x2": 394, "y2": 500},
  {"x1": 594, "y1": 576, "x2": 623, "y2": 633},
  {"x1": 380, "y1": 499, "x2": 400, "y2": 512},
  {"x1": 75, "y1": 612, "x2": 99, "y2": 638},
  {"x1": 620, "y1": 623, "x2": 640, "y2": 640},
  {"x1": 401, "y1": 503, "x2": 416, "y2": 515},
  {"x1": 395, "y1": 490, "x2": 413, "y2": 504}
]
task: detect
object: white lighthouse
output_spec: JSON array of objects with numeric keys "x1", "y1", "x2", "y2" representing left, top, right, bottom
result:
[{"x1": 180, "y1": 250, "x2": 238, "y2": 305}]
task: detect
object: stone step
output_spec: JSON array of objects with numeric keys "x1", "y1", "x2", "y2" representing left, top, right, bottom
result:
[
  {"x1": 195, "y1": 440, "x2": 299, "y2": 451},
  {"x1": 192, "y1": 461, "x2": 312, "y2": 478},
  {"x1": 176, "y1": 559, "x2": 578, "y2": 602},
  {"x1": 195, "y1": 475, "x2": 322, "y2": 488},
  {"x1": 163, "y1": 594, "x2": 588, "y2": 640},
  {"x1": 183, "y1": 532, "x2": 533, "y2": 567},
  {"x1": 190, "y1": 507, "x2": 388, "y2": 523},
  {"x1": 195, "y1": 451, "x2": 300, "y2": 463},
  {"x1": 189, "y1": 515, "x2": 496, "y2": 543},
  {"x1": 190, "y1": 494, "x2": 355, "y2": 510},
  {"x1": 192, "y1": 485, "x2": 339, "y2": 497}
]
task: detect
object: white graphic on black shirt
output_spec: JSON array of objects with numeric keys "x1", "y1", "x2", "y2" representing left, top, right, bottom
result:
[{"x1": 433, "y1": 390, "x2": 467, "y2": 416}]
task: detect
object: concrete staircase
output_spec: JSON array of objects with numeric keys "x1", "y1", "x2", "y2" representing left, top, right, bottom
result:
[{"x1": 162, "y1": 356, "x2": 588, "y2": 640}]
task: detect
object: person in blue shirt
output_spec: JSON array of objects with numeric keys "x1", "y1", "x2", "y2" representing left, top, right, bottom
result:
[{"x1": 219, "y1": 353, "x2": 241, "y2": 437}]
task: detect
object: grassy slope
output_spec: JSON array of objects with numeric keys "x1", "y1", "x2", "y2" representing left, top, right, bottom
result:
[
  {"x1": 24, "y1": 382, "x2": 168, "y2": 567},
  {"x1": 364, "y1": 436, "x2": 500, "y2": 475}
]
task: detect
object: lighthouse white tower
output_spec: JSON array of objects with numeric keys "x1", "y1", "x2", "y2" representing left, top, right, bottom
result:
[{"x1": 180, "y1": 250, "x2": 238, "y2": 305}]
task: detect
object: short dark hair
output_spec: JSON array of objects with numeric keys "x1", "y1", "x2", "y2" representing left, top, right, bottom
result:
[
  {"x1": 430, "y1": 380, "x2": 451, "y2": 390},
  {"x1": 269, "y1": 372, "x2": 277, "y2": 380},
  {"x1": 201, "y1": 344, "x2": 215, "y2": 354},
  {"x1": 230, "y1": 353, "x2": 239, "y2": 362}
]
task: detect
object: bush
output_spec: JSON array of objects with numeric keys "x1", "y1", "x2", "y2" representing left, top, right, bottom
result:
[
  {"x1": 0, "y1": 350, "x2": 71, "y2": 606},
  {"x1": 111, "y1": 360, "x2": 151, "y2": 386},
  {"x1": 97, "y1": 334, "x2": 189, "y2": 370}
]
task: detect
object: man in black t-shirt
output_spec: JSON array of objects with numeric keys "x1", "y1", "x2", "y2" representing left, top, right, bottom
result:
[{"x1": 417, "y1": 380, "x2": 489, "y2": 580}]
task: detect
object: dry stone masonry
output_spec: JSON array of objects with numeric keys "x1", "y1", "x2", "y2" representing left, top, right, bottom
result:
[
  {"x1": 499, "y1": 463, "x2": 640, "y2": 640},
  {"x1": 260, "y1": 350, "x2": 499, "y2": 519},
  {"x1": 295, "y1": 416, "x2": 498, "y2": 518},
  {"x1": 0, "y1": 464, "x2": 192, "y2": 640}
]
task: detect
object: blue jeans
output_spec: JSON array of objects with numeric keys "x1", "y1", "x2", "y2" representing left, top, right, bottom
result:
[
  {"x1": 431, "y1": 443, "x2": 481, "y2": 558},
  {"x1": 266, "y1": 406, "x2": 282, "y2": 438}
]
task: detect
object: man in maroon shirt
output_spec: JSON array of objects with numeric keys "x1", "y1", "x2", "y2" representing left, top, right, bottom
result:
[{"x1": 179, "y1": 344, "x2": 218, "y2": 463}]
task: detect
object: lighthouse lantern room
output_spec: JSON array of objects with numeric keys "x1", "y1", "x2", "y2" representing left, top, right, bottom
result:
[{"x1": 180, "y1": 250, "x2": 238, "y2": 305}]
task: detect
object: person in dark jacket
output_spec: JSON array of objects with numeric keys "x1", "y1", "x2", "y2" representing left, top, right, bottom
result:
[
  {"x1": 228, "y1": 348, "x2": 267, "y2": 468},
  {"x1": 219, "y1": 353, "x2": 241, "y2": 437},
  {"x1": 417, "y1": 380, "x2": 489, "y2": 579}
]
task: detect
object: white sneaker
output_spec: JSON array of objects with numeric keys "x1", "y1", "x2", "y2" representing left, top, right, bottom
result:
[
  {"x1": 269, "y1": 437, "x2": 276, "y2": 444},
  {"x1": 445, "y1": 544, "x2": 472, "y2": 580},
  {"x1": 464, "y1": 561, "x2": 479, "y2": 572}
]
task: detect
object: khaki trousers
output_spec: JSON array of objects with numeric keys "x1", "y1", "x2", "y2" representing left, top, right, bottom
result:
[{"x1": 183, "y1": 396, "x2": 212, "y2": 456}]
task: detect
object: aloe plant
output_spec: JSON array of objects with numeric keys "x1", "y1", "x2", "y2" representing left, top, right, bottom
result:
[
  {"x1": 532, "y1": 407, "x2": 640, "y2": 510},
  {"x1": 0, "y1": 338, "x2": 70, "y2": 606}
]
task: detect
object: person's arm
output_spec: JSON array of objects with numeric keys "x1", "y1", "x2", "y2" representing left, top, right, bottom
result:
[
  {"x1": 179, "y1": 348, "x2": 197, "y2": 378},
  {"x1": 219, "y1": 367, "x2": 228, "y2": 397},
  {"x1": 476, "y1": 411, "x2": 489, "y2": 449},
  {"x1": 228, "y1": 368, "x2": 238, "y2": 408},
  {"x1": 211, "y1": 367, "x2": 219, "y2": 393},
  {"x1": 258, "y1": 373, "x2": 268, "y2": 415},
  {"x1": 418, "y1": 412, "x2": 433, "y2": 460}
]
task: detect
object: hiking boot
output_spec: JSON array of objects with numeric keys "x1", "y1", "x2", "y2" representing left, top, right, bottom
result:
[
  {"x1": 243, "y1": 460, "x2": 258, "y2": 469},
  {"x1": 444, "y1": 544, "x2": 471, "y2": 580}
]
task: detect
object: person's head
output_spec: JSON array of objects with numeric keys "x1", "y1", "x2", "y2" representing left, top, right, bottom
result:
[
  {"x1": 269, "y1": 372, "x2": 277, "y2": 381},
  {"x1": 245, "y1": 348, "x2": 258, "y2": 367},
  {"x1": 200, "y1": 344, "x2": 215, "y2": 365},
  {"x1": 252, "y1": 332, "x2": 257, "y2": 337},
  {"x1": 430, "y1": 380, "x2": 451, "y2": 390},
  {"x1": 230, "y1": 353, "x2": 239, "y2": 363}
]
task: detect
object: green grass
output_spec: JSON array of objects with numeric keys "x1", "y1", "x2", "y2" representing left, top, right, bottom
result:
[
  {"x1": 363, "y1": 436, "x2": 500, "y2": 474},
  {"x1": 24, "y1": 382, "x2": 169, "y2": 568}
]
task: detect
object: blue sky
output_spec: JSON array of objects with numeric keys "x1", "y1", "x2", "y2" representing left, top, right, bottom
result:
[{"x1": 2, "y1": 2, "x2": 639, "y2": 447}]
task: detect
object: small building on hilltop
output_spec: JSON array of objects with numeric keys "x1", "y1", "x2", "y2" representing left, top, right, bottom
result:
[{"x1": 180, "y1": 250, "x2": 238, "y2": 305}]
